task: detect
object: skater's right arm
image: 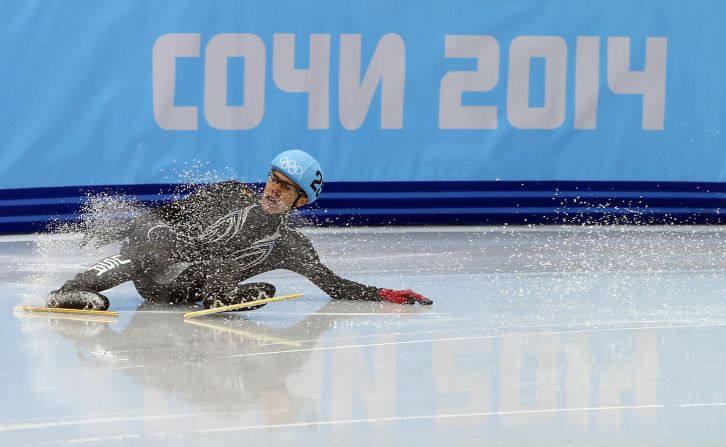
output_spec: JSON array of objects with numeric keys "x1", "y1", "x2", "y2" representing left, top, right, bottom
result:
[{"x1": 280, "y1": 230, "x2": 432, "y2": 305}]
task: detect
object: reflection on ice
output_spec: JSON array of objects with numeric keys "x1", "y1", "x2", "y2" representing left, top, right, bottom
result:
[{"x1": 2, "y1": 226, "x2": 726, "y2": 446}]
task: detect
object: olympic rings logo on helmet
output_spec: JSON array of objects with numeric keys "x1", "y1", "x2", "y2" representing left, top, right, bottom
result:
[{"x1": 279, "y1": 156, "x2": 304, "y2": 175}]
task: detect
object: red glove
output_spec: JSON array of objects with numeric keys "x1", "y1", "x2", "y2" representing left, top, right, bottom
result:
[{"x1": 378, "y1": 288, "x2": 433, "y2": 305}]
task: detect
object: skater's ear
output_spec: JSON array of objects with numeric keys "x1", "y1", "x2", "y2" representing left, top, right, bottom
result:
[{"x1": 293, "y1": 194, "x2": 308, "y2": 208}]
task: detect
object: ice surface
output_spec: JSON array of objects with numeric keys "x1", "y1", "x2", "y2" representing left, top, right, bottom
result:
[{"x1": 2, "y1": 225, "x2": 726, "y2": 446}]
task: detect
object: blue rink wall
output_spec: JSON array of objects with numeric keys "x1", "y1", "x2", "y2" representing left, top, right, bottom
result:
[{"x1": 2, "y1": 0, "x2": 726, "y2": 233}]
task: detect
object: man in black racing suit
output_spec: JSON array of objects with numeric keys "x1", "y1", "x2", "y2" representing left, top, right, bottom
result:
[{"x1": 47, "y1": 150, "x2": 433, "y2": 311}]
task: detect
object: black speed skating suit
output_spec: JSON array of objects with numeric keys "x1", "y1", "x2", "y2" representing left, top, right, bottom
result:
[{"x1": 61, "y1": 181, "x2": 380, "y2": 304}]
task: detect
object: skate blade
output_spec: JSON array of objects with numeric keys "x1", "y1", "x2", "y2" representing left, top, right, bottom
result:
[
  {"x1": 183, "y1": 293, "x2": 304, "y2": 319},
  {"x1": 13, "y1": 305, "x2": 120, "y2": 318},
  {"x1": 13, "y1": 311, "x2": 118, "y2": 324}
]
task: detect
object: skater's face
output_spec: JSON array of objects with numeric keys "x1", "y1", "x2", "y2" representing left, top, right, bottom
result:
[{"x1": 260, "y1": 171, "x2": 308, "y2": 214}]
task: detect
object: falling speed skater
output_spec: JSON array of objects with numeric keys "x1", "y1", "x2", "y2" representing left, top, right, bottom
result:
[{"x1": 47, "y1": 149, "x2": 434, "y2": 311}]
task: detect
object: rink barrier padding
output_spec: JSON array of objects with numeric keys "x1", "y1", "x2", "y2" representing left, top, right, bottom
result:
[{"x1": 1, "y1": 181, "x2": 726, "y2": 234}]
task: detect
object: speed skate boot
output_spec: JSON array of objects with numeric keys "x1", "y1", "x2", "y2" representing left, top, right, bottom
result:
[
  {"x1": 203, "y1": 282, "x2": 276, "y2": 311},
  {"x1": 47, "y1": 286, "x2": 110, "y2": 311}
]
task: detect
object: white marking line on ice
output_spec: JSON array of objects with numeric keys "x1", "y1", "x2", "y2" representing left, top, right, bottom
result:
[
  {"x1": 275, "y1": 312, "x2": 449, "y2": 316},
  {"x1": 211, "y1": 321, "x2": 726, "y2": 360},
  {"x1": 40, "y1": 434, "x2": 141, "y2": 446},
  {"x1": 679, "y1": 402, "x2": 726, "y2": 408},
  {"x1": 277, "y1": 318, "x2": 694, "y2": 347},
  {"x1": 0, "y1": 413, "x2": 201, "y2": 432},
  {"x1": 6, "y1": 401, "x2": 725, "y2": 438},
  {"x1": 172, "y1": 402, "x2": 726, "y2": 435}
]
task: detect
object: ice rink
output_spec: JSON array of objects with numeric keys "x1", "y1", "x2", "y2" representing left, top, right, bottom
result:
[{"x1": 2, "y1": 225, "x2": 726, "y2": 446}]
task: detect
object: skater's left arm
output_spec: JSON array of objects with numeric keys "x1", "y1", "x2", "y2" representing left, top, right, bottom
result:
[{"x1": 282, "y1": 232, "x2": 432, "y2": 305}]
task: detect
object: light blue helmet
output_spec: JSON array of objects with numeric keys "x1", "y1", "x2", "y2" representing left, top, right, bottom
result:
[{"x1": 270, "y1": 149, "x2": 324, "y2": 204}]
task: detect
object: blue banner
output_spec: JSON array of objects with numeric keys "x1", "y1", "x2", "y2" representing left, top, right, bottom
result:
[{"x1": 2, "y1": 0, "x2": 725, "y2": 189}]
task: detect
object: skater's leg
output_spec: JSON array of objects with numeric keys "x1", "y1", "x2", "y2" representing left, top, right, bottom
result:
[
  {"x1": 132, "y1": 260, "x2": 272, "y2": 308},
  {"x1": 48, "y1": 219, "x2": 187, "y2": 310},
  {"x1": 132, "y1": 262, "x2": 206, "y2": 304},
  {"x1": 201, "y1": 260, "x2": 276, "y2": 310},
  {"x1": 48, "y1": 254, "x2": 139, "y2": 310}
]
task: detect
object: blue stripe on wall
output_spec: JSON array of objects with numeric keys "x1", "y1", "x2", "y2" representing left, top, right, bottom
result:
[{"x1": 0, "y1": 181, "x2": 725, "y2": 234}]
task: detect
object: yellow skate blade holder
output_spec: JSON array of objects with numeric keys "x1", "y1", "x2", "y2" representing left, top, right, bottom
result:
[
  {"x1": 13, "y1": 305, "x2": 120, "y2": 318},
  {"x1": 183, "y1": 293, "x2": 304, "y2": 319}
]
